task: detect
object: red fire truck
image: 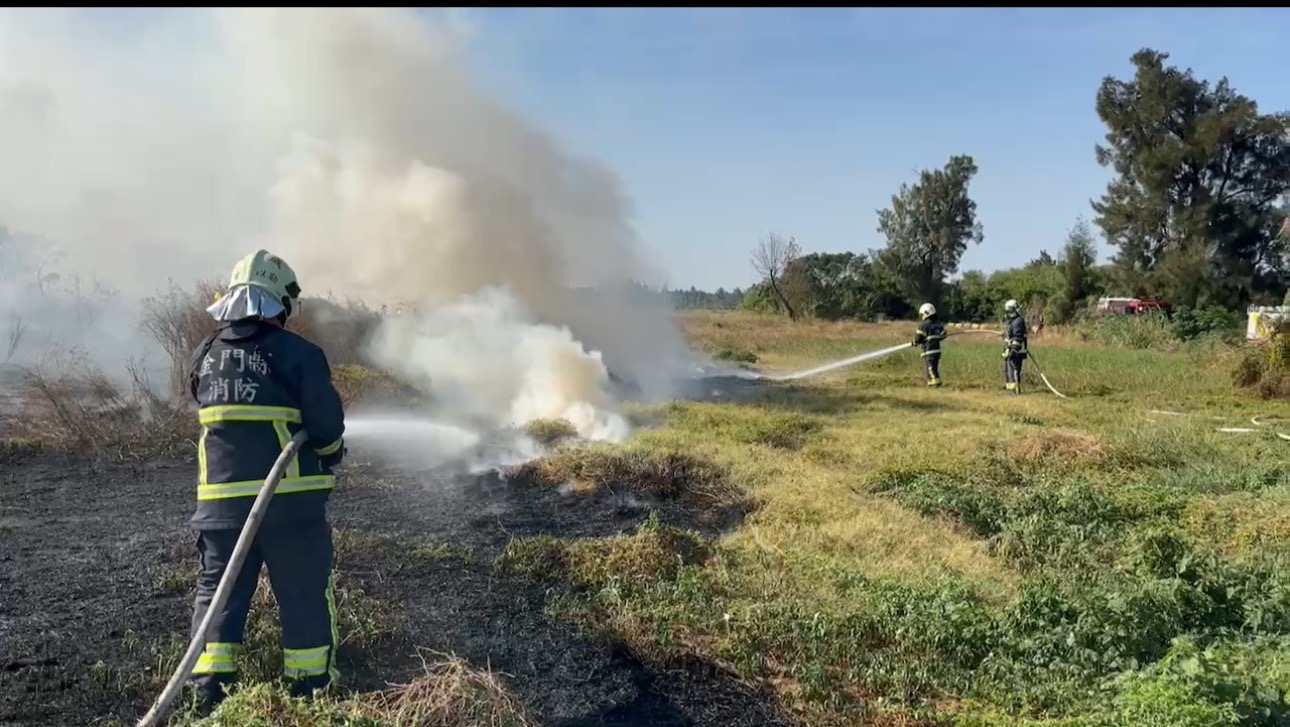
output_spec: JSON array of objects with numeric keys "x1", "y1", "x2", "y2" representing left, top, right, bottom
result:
[{"x1": 1095, "y1": 296, "x2": 1171, "y2": 316}]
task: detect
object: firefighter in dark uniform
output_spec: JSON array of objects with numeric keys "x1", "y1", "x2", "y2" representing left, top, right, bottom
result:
[
  {"x1": 1002, "y1": 298, "x2": 1028, "y2": 393},
  {"x1": 913, "y1": 302, "x2": 947, "y2": 387},
  {"x1": 186, "y1": 250, "x2": 346, "y2": 713}
]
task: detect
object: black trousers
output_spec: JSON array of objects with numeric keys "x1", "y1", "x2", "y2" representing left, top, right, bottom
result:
[
  {"x1": 1004, "y1": 352, "x2": 1026, "y2": 390},
  {"x1": 923, "y1": 352, "x2": 942, "y2": 385},
  {"x1": 189, "y1": 519, "x2": 338, "y2": 700}
]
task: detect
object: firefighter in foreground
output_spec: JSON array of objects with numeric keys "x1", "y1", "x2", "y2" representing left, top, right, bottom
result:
[
  {"x1": 1002, "y1": 298, "x2": 1029, "y2": 393},
  {"x1": 912, "y1": 302, "x2": 947, "y2": 387},
  {"x1": 185, "y1": 250, "x2": 347, "y2": 714}
]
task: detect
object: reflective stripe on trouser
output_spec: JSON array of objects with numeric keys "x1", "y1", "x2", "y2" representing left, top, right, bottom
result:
[
  {"x1": 193, "y1": 642, "x2": 239, "y2": 675},
  {"x1": 1004, "y1": 354, "x2": 1024, "y2": 388},
  {"x1": 924, "y1": 353, "x2": 942, "y2": 385},
  {"x1": 189, "y1": 521, "x2": 339, "y2": 694}
]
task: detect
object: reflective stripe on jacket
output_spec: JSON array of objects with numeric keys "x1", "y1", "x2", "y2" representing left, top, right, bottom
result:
[
  {"x1": 913, "y1": 319, "x2": 947, "y2": 356},
  {"x1": 1005, "y1": 314, "x2": 1029, "y2": 354},
  {"x1": 188, "y1": 320, "x2": 346, "y2": 530}
]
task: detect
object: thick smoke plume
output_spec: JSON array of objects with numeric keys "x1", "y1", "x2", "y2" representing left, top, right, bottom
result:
[{"x1": 0, "y1": 8, "x2": 688, "y2": 442}]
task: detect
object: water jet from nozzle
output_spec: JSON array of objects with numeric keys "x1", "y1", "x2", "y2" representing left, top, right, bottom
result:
[{"x1": 764, "y1": 342, "x2": 914, "y2": 382}]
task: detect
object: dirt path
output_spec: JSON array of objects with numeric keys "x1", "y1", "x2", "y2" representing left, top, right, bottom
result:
[{"x1": 0, "y1": 447, "x2": 791, "y2": 727}]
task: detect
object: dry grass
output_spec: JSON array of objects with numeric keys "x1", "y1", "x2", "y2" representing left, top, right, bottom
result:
[
  {"x1": 1008, "y1": 428, "x2": 1107, "y2": 464},
  {"x1": 349, "y1": 655, "x2": 537, "y2": 727},
  {"x1": 142, "y1": 281, "x2": 384, "y2": 395},
  {"x1": 0, "y1": 358, "x2": 193, "y2": 457},
  {"x1": 184, "y1": 655, "x2": 535, "y2": 727},
  {"x1": 5, "y1": 316, "x2": 26, "y2": 363},
  {"x1": 1232, "y1": 326, "x2": 1290, "y2": 400},
  {"x1": 141, "y1": 279, "x2": 225, "y2": 397},
  {"x1": 332, "y1": 364, "x2": 429, "y2": 411},
  {"x1": 508, "y1": 446, "x2": 735, "y2": 501},
  {"x1": 6, "y1": 283, "x2": 399, "y2": 456},
  {"x1": 498, "y1": 515, "x2": 713, "y2": 586},
  {"x1": 1182, "y1": 492, "x2": 1290, "y2": 556},
  {"x1": 287, "y1": 298, "x2": 384, "y2": 369}
]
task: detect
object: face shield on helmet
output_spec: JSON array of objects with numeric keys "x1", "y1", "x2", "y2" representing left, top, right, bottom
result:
[
  {"x1": 1004, "y1": 299, "x2": 1019, "y2": 314},
  {"x1": 225, "y1": 249, "x2": 303, "y2": 321},
  {"x1": 918, "y1": 302, "x2": 936, "y2": 320}
]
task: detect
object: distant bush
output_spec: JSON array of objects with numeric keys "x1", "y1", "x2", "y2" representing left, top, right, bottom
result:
[
  {"x1": 1070, "y1": 306, "x2": 1242, "y2": 350},
  {"x1": 1169, "y1": 304, "x2": 1243, "y2": 343},
  {"x1": 1233, "y1": 324, "x2": 1289, "y2": 400},
  {"x1": 1070, "y1": 311, "x2": 1178, "y2": 349}
]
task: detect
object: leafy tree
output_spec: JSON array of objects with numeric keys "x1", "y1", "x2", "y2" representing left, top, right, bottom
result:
[
  {"x1": 790, "y1": 251, "x2": 909, "y2": 321},
  {"x1": 876, "y1": 154, "x2": 984, "y2": 307},
  {"x1": 750, "y1": 232, "x2": 805, "y2": 321},
  {"x1": 1054, "y1": 217, "x2": 1100, "y2": 322},
  {"x1": 739, "y1": 282, "x2": 781, "y2": 314},
  {"x1": 1092, "y1": 48, "x2": 1290, "y2": 309},
  {"x1": 1026, "y1": 251, "x2": 1057, "y2": 268},
  {"x1": 948, "y1": 270, "x2": 995, "y2": 321}
]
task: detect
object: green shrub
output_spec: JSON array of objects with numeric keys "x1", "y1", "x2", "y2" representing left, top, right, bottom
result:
[{"x1": 1170, "y1": 305, "x2": 1243, "y2": 343}]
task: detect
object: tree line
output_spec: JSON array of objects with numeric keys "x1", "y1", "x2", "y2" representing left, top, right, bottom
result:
[{"x1": 688, "y1": 48, "x2": 1290, "y2": 323}]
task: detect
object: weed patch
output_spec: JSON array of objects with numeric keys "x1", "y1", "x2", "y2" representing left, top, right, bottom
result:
[
  {"x1": 332, "y1": 364, "x2": 427, "y2": 411},
  {"x1": 521, "y1": 418, "x2": 579, "y2": 448},
  {"x1": 871, "y1": 469, "x2": 1290, "y2": 716},
  {"x1": 497, "y1": 514, "x2": 713, "y2": 586}
]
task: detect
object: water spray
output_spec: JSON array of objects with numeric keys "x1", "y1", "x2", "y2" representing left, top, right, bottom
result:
[{"x1": 767, "y1": 342, "x2": 915, "y2": 382}]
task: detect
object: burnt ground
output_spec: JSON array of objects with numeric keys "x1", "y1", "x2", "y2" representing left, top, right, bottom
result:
[{"x1": 0, "y1": 444, "x2": 793, "y2": 727}]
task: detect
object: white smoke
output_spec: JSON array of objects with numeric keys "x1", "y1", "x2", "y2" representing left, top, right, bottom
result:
[
  {"x1": 0, "y1": 8, "x2": 689, "y2": 443},
  {"x1": 369, "y1": 288, "x2": 631, "y2": 443}
]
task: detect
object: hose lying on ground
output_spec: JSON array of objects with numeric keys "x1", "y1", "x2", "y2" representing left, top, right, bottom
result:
[
  {"x1": 1024, "y1": 350, "x2": 1070, "y2": 399},
  {"x1": 137, "y1": 430, "x2": 310, "y2": 727},
  {"x1": 946, "y1": 329, "x2": 1071, "y2": 399}
]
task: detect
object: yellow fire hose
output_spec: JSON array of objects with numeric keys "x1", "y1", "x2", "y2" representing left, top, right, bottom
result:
[{"x1": 137, "y1": 430, "x2": 309, "y2": 727}]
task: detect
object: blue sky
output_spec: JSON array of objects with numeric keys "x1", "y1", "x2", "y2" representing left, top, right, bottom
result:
[{"x1": 458, "y1": 8, "x2": 1290, "y2": 291}]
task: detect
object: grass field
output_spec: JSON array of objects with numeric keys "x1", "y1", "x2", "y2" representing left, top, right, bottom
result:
[
  {"x1": 503, "y1": 311, "x2": 1289, "y2": 726},
  {"x1": 2, "y1": 308, "x2": 1287, "y2": 727}
]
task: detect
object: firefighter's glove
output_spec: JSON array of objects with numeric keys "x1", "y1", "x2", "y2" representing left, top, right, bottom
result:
[{"x1": 319, "y1": 446, "x2": 347, "y2": 469}]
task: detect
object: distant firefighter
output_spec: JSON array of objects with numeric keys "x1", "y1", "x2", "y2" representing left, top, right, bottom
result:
[
  {"x1": 913, "y1": 302, "x2": 947, "y2": 388},
  {"x1": 1002, "y1": 299, "x2": 1028, "y2": 393}
]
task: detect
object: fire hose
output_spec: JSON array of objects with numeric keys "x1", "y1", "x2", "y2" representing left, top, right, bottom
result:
[
  {"x1": 944, "y1": 328, "x2": 1070, "y2": 398},
  {"x1": 137, "y1": 430, "x2": 310, "y2": 727},
  {"x1": 752, "y1": 329, "x2": 1284, "y2": 441}
]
